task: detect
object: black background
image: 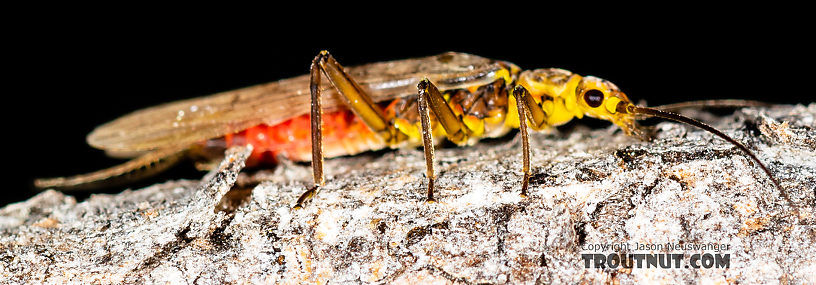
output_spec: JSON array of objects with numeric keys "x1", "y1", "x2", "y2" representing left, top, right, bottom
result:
[{"x1": 6, "y1": 14, "x2": 811, "y2": 207}]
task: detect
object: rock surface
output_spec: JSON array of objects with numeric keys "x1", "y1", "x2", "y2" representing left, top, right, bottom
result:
[{"x1": 2, "y1": 104, "x2": 815, "y2": 284}]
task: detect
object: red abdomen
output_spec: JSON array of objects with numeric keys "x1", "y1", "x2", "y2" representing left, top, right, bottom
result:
[{"x1": 215, "y1": 110, "x2": 385, "y2": 167}]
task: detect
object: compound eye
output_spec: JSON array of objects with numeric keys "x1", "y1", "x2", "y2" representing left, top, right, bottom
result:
[{"x1": 584, "y1": 89, "x2": 604, "y2": 108}]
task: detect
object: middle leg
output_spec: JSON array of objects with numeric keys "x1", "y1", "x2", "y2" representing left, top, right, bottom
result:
[{"x1": 416, "y1": 78, "x2": 474, "y2": 202}]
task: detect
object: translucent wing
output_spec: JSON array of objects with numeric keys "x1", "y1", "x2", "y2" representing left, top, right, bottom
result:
[{"x1": 88, "y1": 52, "x2": 514, "y2": 156}]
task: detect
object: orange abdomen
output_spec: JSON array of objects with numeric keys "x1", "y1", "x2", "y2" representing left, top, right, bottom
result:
[{"x1": 217, "y1": 109, "x2": 385, "y2": 167}]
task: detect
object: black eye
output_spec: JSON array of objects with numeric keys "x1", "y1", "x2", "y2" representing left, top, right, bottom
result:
[{"x1": 584, "y1": 89, "x2": 604, "y2": 108}]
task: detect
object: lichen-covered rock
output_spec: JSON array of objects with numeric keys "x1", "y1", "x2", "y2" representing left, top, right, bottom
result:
[{"x1": 2, "y1": 104, "x2": 815, "y2": 284}]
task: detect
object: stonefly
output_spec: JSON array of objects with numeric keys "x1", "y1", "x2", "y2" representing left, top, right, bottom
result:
[{"x1": 36, "y1": 51, "x2": 792, "y2": 211}]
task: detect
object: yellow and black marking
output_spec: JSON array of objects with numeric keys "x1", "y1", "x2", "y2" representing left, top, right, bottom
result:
[
  {"x1": 388, "y1": 77, "x2": 515, "y2": 147},
  {"x1": 35, "y1": 51, "x2": 794, "y2": 216},
  {"x1": 300, "y1": 50, "x2": 791, "y2": 214},
  {"x1": 301, "y1": 51, "x2": 518, "y2": 206}
]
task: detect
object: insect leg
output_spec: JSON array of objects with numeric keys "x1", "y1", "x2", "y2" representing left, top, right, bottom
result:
[
  {"x1": 295, "y1": 51, "x2": 395, "y2": 208},
  {"x1": 511, "y1": 85, "x2": 550, "y2": 197},
  {"x1": 417, "y1": 79, "x2": 470, "y2": 144},
  {"x1": 512, "y1": 86, "x2": 532, "y2": 197},
  {"x1": 416, "y1": 80, "x2": 437, "y2": 202},
  {"x1": 417, "y1": 78, "x2": 485, "y2": 202}
]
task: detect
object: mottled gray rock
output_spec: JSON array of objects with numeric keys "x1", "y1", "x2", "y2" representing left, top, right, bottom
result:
[{"x1": 2, "y1": 104, "x2": 815, "y2": 284}]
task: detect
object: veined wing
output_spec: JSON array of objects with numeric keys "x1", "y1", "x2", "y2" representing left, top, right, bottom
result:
[{"x1": 87, "y1": 52, "x2": 515, "y2": 156}]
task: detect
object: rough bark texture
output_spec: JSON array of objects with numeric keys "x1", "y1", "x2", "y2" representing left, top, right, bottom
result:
[{"x1": 2, "y1": 104, "x2": 815, "y2": 284}]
